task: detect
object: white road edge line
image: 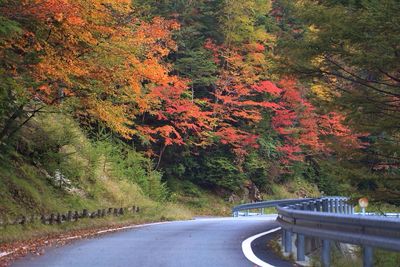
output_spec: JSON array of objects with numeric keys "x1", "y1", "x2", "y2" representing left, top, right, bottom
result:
[{"x1": 242, "y1": 227, "x2": 281, "y2": 267}]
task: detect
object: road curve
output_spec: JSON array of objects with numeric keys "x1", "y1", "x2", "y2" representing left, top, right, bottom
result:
[{"x1": 12, "y1": 216, "x2": 292, "y2": 267}]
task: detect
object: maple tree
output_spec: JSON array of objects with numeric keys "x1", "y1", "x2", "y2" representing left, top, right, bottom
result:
[
  {"x1": 204, "y1": 39, "x2": 276, "y2": 159},
  {"x1": 1, "y1": 1, "x2": 205, "y2": 144},
  {"x1": 271, "y1": 79, "x2": 363, "y2": 164},
  {"x1": 205, "y1": 38, "x2": 361, "y2": 166}
]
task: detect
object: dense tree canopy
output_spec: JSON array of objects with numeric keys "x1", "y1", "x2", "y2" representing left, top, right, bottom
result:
[
  {"x1": 0, "y1": 0, "x2": 397, "y2": 203},
  {"x1": 275, "y1": 0, "x2": 400, "y2": 202}
]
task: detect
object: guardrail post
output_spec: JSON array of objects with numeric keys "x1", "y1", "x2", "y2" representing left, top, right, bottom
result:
[
  {"x1": 245, "y1": 209, "x2": 249, "y2": 216},
  {"x1": 282, "y1": 229, "x2": 286, "y2": 248},
  {"x1": 285, "y1": 230, "x2": 292, "y2": 254},
  {"x1": 260, "y1": 208, "x2": 264, "y2": 215},
  {"x1": 310, "y1": 202, "x2": 315, "y2": 211},
  {"x1": 329, "y1": 199, "x2": 334, "y2": 212},
  {"x1": 340, "y1": 200, "x2": 345, "y2": 213},
  {"x1": 297, "y1": 234, "x2": 305, "y2": 261},
  {"x1": 322, "y1": 239, "x2": 331, "y2": 267},
  {"x1": 346, "y1": 204, "x2": 351, "y2": 214},
  {"x1": 335, "y1": 199, "x2": 339, "y2": 213},
  {"x1": 363, "y1": 246, "x2": 373, "y2": 267},
  {"x1": 315, "y1": 201, "x2": 321, "y2": 212},
  {"x1": 322, "y1": 199, "x2": 328, "y2": 212}
]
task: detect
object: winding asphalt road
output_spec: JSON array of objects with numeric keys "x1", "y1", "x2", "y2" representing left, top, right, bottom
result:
[{"x1": 12, "y1": 216, "x2": 293, "y2": 267}]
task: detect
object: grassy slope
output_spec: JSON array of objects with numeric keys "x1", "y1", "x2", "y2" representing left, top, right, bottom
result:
[
  {"x1": 0, "y1": 114, "x2": 196, "y2": 243},
  {"x1": 0, "y1": 113, "x2": 326, "y2": 244}
]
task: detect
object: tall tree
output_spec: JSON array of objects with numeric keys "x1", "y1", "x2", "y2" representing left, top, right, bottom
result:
[{"x1": 275, "y1": 0, "x2": 400, "y2": 201}]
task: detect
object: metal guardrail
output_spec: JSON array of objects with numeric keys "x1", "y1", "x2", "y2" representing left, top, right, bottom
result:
[
  {"x1": 232, "y1": 198, "x2": 315, "y2": 216},
  {"x1": 355, "y1": 212, "x2": 400, "y2": 218},
  {"x1": 232, "y1": 197, "x2": 400, "y2": 267}
]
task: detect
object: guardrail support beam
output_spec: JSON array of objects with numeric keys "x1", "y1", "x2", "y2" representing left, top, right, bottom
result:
[
  {"x1": 329, "y1": 199, "x2": 334, "y2": 212},
  {"x1": 285, "y1": 230, "x2": 292, "y2": 254},
  {"x1": 322, "y1": 239, "x2": 331, "y2": 267},
  {"x1": 310, "y1": 202, "x2": 315, "y2": 211},
  {"x1": 316, "y1": 201, "x2": 321, "y2": 212},
  {"x1": 346, "y1": 204, "x2": 351, "y2": 214},
  {"x1": 297, "y1": 234, "x2": 305, "y2": 261},
  {"x1": 322, "y1": 199, "x2": 328, "y2": 212},
  {"x1": 282, "y1": 229, "x2": 286, "y2": 248},
  {"x1": 363, "y1": 246, "x2": 373, "y2": 267},
  {"x1": 335, "y1": 199, "x2": 339, "y2": 213}
]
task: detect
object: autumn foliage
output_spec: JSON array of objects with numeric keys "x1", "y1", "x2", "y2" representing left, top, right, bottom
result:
[{"x1": 0, "y1": 0, "x2": 363, "y2": 170}]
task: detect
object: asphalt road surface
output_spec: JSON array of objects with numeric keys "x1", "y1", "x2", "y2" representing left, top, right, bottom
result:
[{"x1": 12, "y1": 216, "x2": 293, "y2": 267}]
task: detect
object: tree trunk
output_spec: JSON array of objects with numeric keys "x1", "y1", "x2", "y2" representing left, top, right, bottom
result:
[{"x1": 0, "y1": 104, "x2": 25, "y2": 142}]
